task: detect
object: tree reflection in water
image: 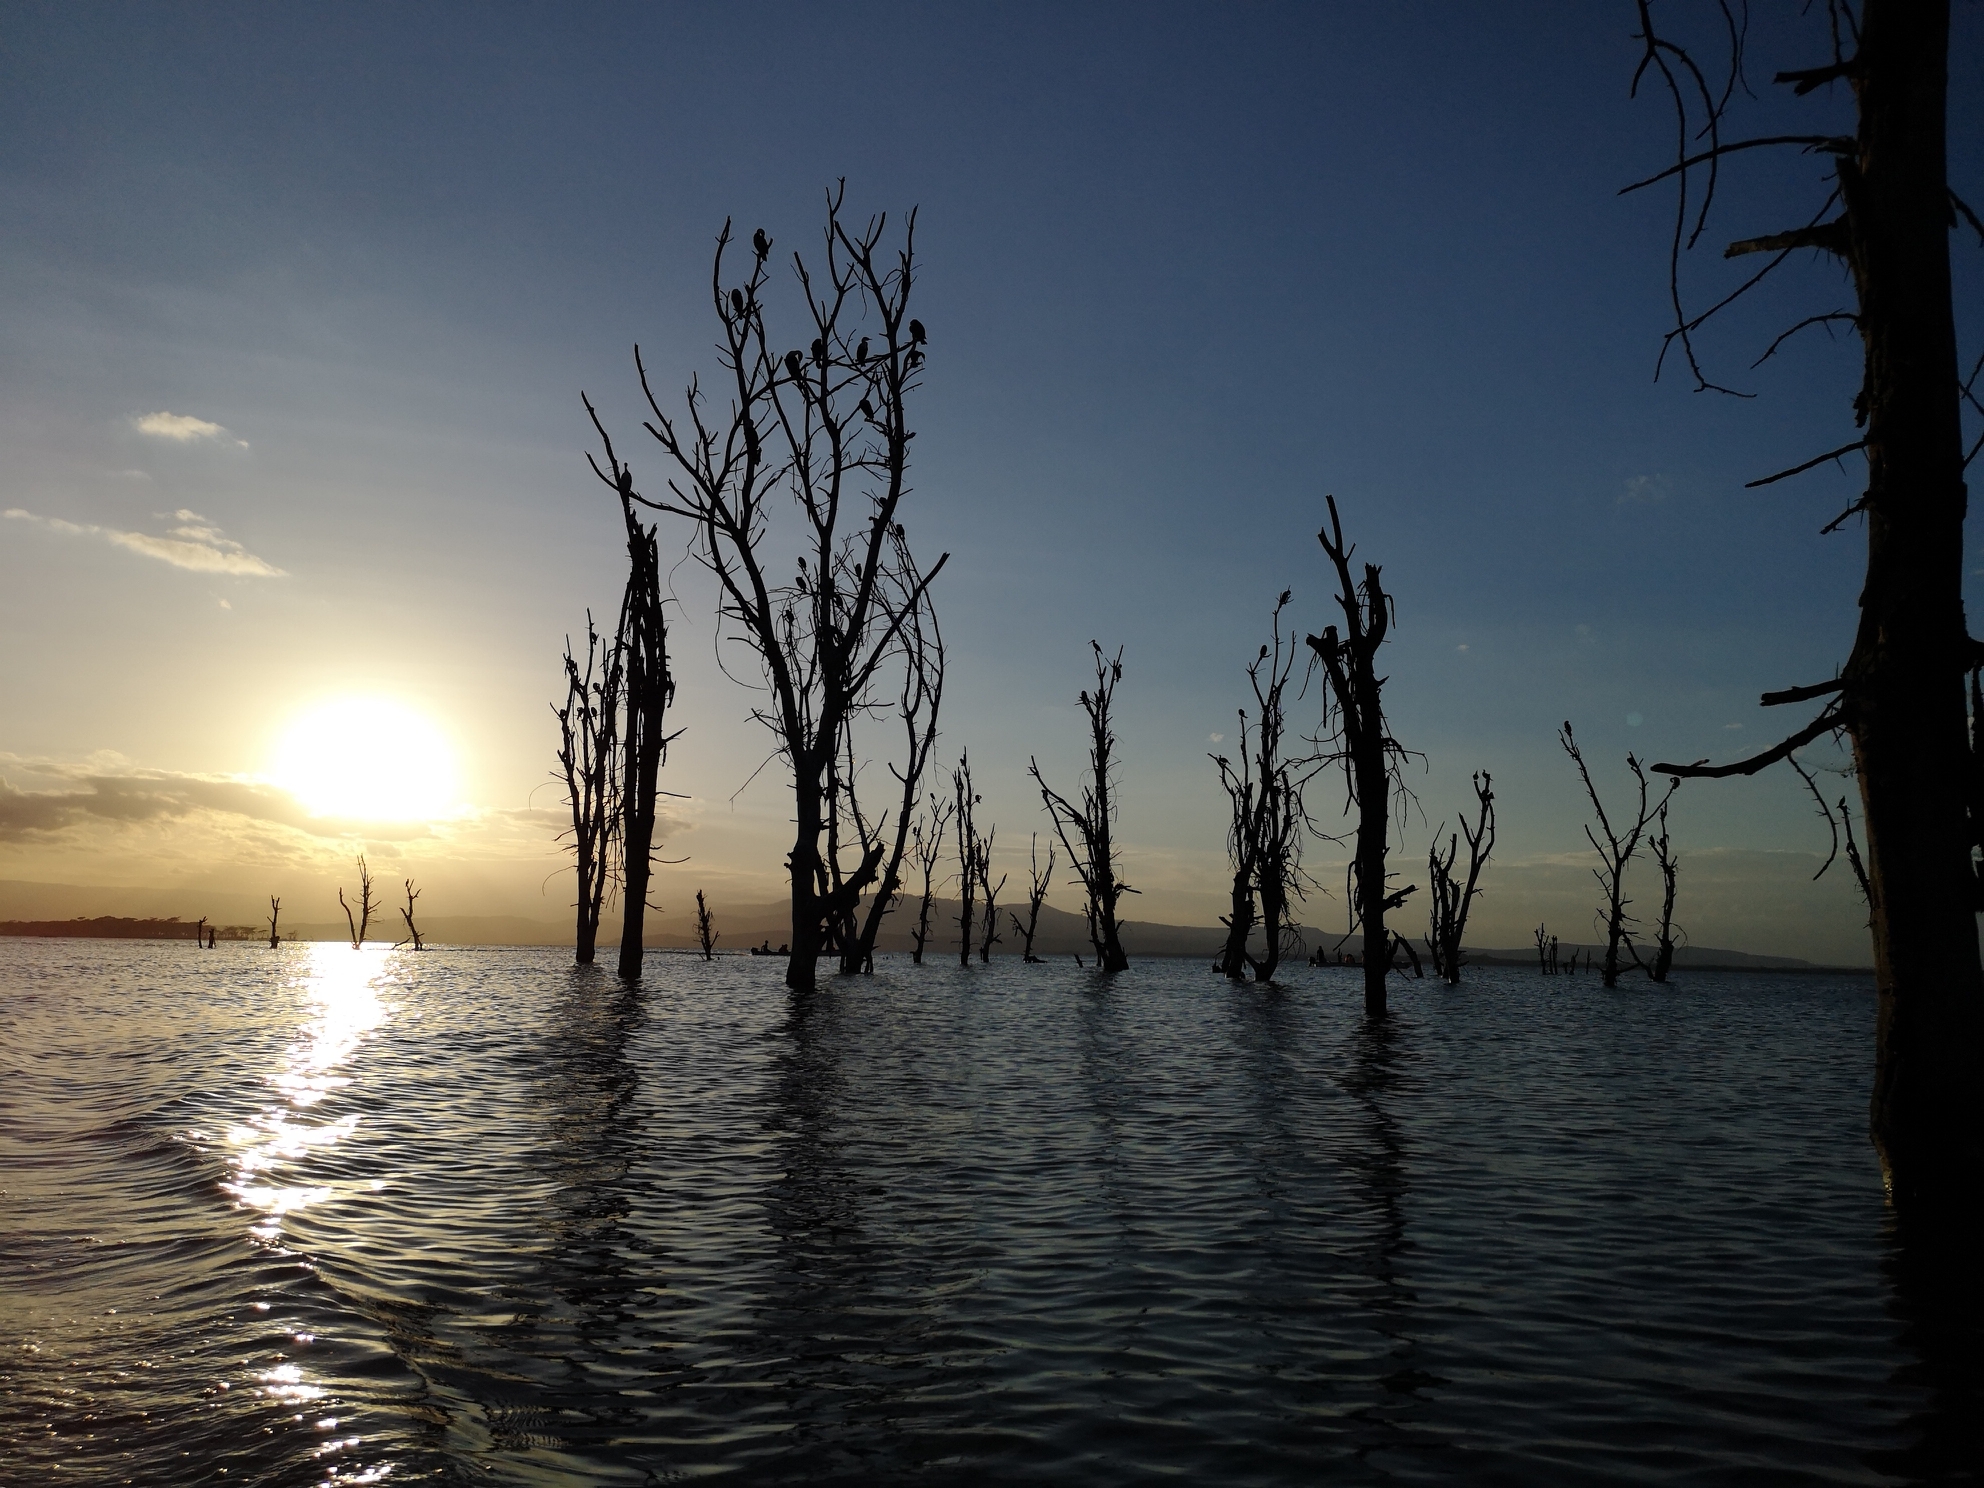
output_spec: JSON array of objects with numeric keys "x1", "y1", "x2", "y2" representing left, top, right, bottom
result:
[{"x1": 1873, "y1": 1209, "x2": 1984, "y2": 1481}]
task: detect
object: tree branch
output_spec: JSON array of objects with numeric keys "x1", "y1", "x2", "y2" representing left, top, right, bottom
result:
[
  {"x1": 1725, "y1": 219, "x2": 1851, "y2": 259},
  {"x1": 1651, "y1": 704, "x2": 1845, "y2": 778},
  {"x1": 1745, "y1": 439, "x2": 1865, "y2": 488}
]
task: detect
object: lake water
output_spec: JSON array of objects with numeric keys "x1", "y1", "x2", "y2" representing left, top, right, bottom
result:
[{"x1": 2, "y1": 940, "x2": 1977, "y2": 1486}]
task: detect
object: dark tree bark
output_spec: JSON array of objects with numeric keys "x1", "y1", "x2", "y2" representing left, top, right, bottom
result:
[
  {"x1": 1011, "y1": 833, "x2": 1055, "y2": 962},
  {"x1": 908, "y1": 791, "x2": 953, "y2": 965},
  {"x1": 977, "y1": 824, "x2": 1006, "y2": 964},
  {"x1": 1427, "y1": 772, "x2": 1496, "y2": 985},
  {"x1": 695, "y1": 890, "x2": 718, "y2": 960},
  {"x1": 1648, "y1": 803, "x2": 1679, "y2": 983},
  {"x1": 555, "y1": 613, "x2": 623, "y2": 965},
  {"x1": 604, "y1": 189, "x2": 946, "y2": 995},
  {"x1": 953, "y1": 752, "x2": 982, "y2": 968},
  {"x1": 1632, "y1": 1, "x2": 1984, "y2": 1204},
  {"x1": 1032, "y1": 642, "x2": 1132, "y2": 973},
  {"x1": 1307, "y1": 498, "x2": 1412, "y2": 1017},
  {"x1": 1562, "y1": 723, "x2": 1676, "y2": 989}
]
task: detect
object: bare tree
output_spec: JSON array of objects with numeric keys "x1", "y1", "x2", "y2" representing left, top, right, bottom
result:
[
  {"x1": 1031, "y1": 642, "x2": 1133, "y2": 972},
  {"x1": 695, "y1": 890, "x2": 719, "y2": 960},
  {"x1": 1427, "y1": 772, "x2": 1496, "y2": 985},
  {"x1": 1561, "y1": 723, "x2": 1678, "y2": 988},
  {"x1": 1308, "y1": 498, "x2": 1415, "y2": 1017},
  {"x1": 602, "y1": 189, "x2": 947, "y2": 995},
  {"x1": 1628, "y1": 3, "x2": 1984, "y2": 1204},
  {"x1": 399, "y1": 879, "x2": 425, "y2": 951},
  {"x1": 953, "y1": 752, "x2": 983, "y2": 967},
  {"x1": 1010, "y1": 833, "x2": 1056, "y2": 963},
  {"x1": 908, "y1": 791, "x2": 954, "y2": 965},
  {"x1": 339, "y1": 855, "x2": 377, "y2": 950},
  {"x1": 1215, "y1": 592, "x2": 1324, "y2": 983},
  {"x1": 555, "y1": 612, "x2": 622, "y2": 965},
  {"x1": 977, "y1": 824, "x2": 1006, "y2": 964},
  {"x1": 1534, "y1": 923, "x2": 1551, "y2": 976},
  {"x1": 267, "y1": 896, "x2": 280, "y2": 950},
  {"x1": 1646, "y1": 803, "x2": 1681, "y2": 983}
]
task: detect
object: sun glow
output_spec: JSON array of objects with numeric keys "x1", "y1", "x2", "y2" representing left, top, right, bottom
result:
[{"x1": 271, "y1": 696, "x2": 460, "y2": 822}]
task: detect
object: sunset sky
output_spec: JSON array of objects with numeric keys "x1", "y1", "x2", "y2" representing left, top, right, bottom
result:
[{"x1": 3, "y1": 2, "x2": 1979, "y2": 961}]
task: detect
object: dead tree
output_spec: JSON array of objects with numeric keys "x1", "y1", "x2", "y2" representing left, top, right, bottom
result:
[
  {"x1": 1031, "y1": 642, "x2": 1132, "y2": 972},
  {"x1": 339, "y1": 855, "x2": 377, "y2": 949},
  {"x1": 194, "y1": 915, "x2": 207, "y2": 949},
  {"x1": 603, "y1": 189, "x2": 947, "y2": 995},
  {"x1": 953, "y1": 752, "x2": 983, "y2": 967},
  {"x1": 1011, "y1": 834, "x2": 1055, "y2": 962},
  {"x1": 908, "y1": 791, "x2": 954, "y2": 965},
  {"x1": 1426, "y1": 772, "x2": 1496, "y2": 985},
  {"x1": 1628, "y1": 3, "x2": 1984, "y2": 1205},
  {"x1": 1308, "y1": 498, "x2": 1415, "y2": 1017},
  {"x1": 1562, "y1": 723, "x2": 1677, "y2": 988},
  {"x1": 977, "y1": 824, "x2": 1006, "y2": 963},
  {"x1": 555, "y1": 612, "x2": 623, "y2": 965},
  {"x1": 1534, "y1": 923, "x2": 1551, "y2": 975},
  {"x1": 1647, "y1": 803, "x2": 1680, "y2": 983},
  {"x1": 267, "y1": 896, "x2": 280, "y2": 949},
  {"x1": 399, "y1": 879, "x2": 425, "y2": 951},
  {"x1": 1215, "y1": 592, "x2": 1323, "y2": 983},
  {"x1": 695, "y1": 890, "x2": 719, "y2": 960}
]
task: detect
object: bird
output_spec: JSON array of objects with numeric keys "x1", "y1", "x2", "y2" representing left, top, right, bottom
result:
[
  {"x1": 785, "y1": 350, "x2": 804, "y2": 377},
  {"x1": 856, "y1": 336, "x2": 869, "y2": 363},
  {"x1": 858, "y1": 398, "x2": 875, "y2": 420},
  {"x1": 909, "y1": 319, "x2": 926, "y2": 344},
  {"x1": 753, "y1": 228, "x2": 770, "y2": 259},
  {"x1": 810, "y1": 338, "x2": 826, "y2": 365},
  {"x1": 730, "y1": 288, "x2": 745, "y2": 315}
]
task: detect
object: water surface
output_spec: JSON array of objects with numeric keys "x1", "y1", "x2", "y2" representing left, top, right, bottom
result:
[{"x1": 2, "y1": 941, "x2": 1976, "y2": 1484}]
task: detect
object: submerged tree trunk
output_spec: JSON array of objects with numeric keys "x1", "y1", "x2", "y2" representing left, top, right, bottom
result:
[{"x1": 615, "y1": 474, "x2": 673, "y2": 984}]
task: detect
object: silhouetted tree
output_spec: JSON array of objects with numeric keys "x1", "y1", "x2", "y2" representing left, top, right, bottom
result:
[
  {"x1": 194, "y1": 915, "x2": 207, "y2": 949},
  {"x1": 977, "y1": 824, "x2": 1006, "y2": 964},
  {"x1": 908, "y1": 791, "x2": 954, "y2": 965},
  {"x1": 953, "y1": 752, "x2": 984, "y2": 967},
  {"x1": 1032, "y1": 642, "x2": 1132, "y2": 972},
  {"x1": 339, "y1": 855, "x2": 377, "y2": 950},
  {"x1": 1011, "y1": 833, "x2": 1055, "y2": 963},
  {"x1": 399, "y1": 879, "x2": 425, "y2": 951},
  {"x1": 555, "y1": 612, "x2": 622, "y2": 965},
  {"x1": 695, "y1": 890, "x2": 718, "y2": 960},
  {"x1": 1215, "y1": 592, "x2": 1323, "y2": 983},
  {"x1": 603, "y1": 188, "x2": 946, "y2": 995},
  {"x1": 1308, "y1": 498, "x2": 1415, "y2": 1017},
  {"x1": 1427, "y1": 772, "x2": 1496, "y2": 985},
  {"x1": 1647, "y1": 802, "x2": 1680, "y2": 983},
  {"x1": 1534, "y1": 923, "x2": 1552, "y2": 976},
  {"x1": 267, "y1": 896, "x2": 280, "y2": 949},
  {"x1": 1628, "y1": 1, "x2": 1984, "y2": 1206},
  {"x1": 1562, "y1": 723, "x2": 1678, "y2": 988}
]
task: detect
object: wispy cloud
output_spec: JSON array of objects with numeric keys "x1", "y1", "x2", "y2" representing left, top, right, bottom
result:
[
  {"x1": 1619, "y1": 473, "x2": 1670, "y2": 507},
  {"x1": 0, "y1": 759, "x2": 426, "y2": 842},
  {"x1": 5, "y1": 507, "x2": 285, "y2": 577},
  {"x1": 134, "y1": 411, "x2": 248, "y2": 447}
]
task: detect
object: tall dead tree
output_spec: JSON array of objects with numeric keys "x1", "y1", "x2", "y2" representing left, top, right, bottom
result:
[
  {"x1": 1426, "y1": 772, "x2": 1496, "y2": 985},
  {"x1": 1032, "y1": 642, "x2": 1132, "y2": 972},
  {"x1": 399, "y1": 879, "x2": 425, "y2": 951},
  {"x1": 604, "y1": 188, "x2": 946, "y2": 995},
  {"x1": 1308, "y1": 498, "x2": 1414, "y2": 1017},
  {"x1": 1214, "y1": 592, "x2": 1322, "y2": 983},
  {"x1": 977, "y1": 824, "x2": 1006, "y2": 964},
  {"x1": 1628, "y1": 3, "x2": 1984, "y2": 1205},
  {"x1": 267, "y1": 896, "x2": 279, "y2": 950},
  {"x1": 1648, "y1": 802, "x2": 1680, "y2": 983},
  {"x1": 554, "y1": 612, "x2": 623, "y2": 965},
  {"x1": 1562, "y1": 723, "x2": 1678, "y2": 988},
  {"x1": 1011, "y1": 834, "x2": 1055, "y2": 962},
  {"x1": 695, "y1": 890, "x2": 719, "y2": 960},
  {"x1": 908, "y1": 791, "x2": 953, "y2": 965},
  {"x1": 953, "y1": 752, "x2": 983, "y2": 967},
  {"x1": 339, "y1": 855, "x2": 377, "y2": 950}
]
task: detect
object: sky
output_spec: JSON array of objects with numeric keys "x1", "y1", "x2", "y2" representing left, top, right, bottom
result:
[{"x1": 2, "y1": 1, "x2": 1980, "y2": 962}]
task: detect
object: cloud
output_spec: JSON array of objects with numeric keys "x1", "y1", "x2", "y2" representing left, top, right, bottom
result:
[
  {"x1": 134, "y1": 411, "x2": 248, "y2": 447},
  {"x1": 0, "y1": 761, "x2": 430, "y2": 843},
  {"x1": 5, "y1": 507, "x2": 285, "y2": 577},
  {"x1": 1619, "y1": 474, "x2": 1670, "y2": 506}
]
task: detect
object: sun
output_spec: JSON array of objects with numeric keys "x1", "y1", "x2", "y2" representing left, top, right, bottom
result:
[{"x1": 271, "y1": 696, "x2": 461, "y2": 822}]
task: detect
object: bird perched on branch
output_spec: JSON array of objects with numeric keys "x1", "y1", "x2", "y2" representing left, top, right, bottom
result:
[
  {"x1": 858, "y1": 397, "x2": 875, "y2": 421},
  {"x1": 810, "y1": 338, "x2": 826, "y2": 365},
  {"x1": 909, "y1": 319, "x2": 927, "y2": 345},
  {"x1": 730, "y1": 288, "x2": 745, "y2": 316},
  {"x1": 856, "y1": 336, "x2": 870, "y2": 363},
  {"x1": 784, "y1": 349, "x2": 804, "y2": 378},
  {"x1": 752, "y1": 228, "x2": 770, "y2": 260}
]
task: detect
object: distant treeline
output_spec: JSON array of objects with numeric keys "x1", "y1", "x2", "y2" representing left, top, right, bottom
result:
[{"x1": 0, "y1": 917, "x2": 261, "y2": 941}]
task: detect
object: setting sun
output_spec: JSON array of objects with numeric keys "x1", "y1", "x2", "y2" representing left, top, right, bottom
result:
[{"x1": 271, "y1": 696, "x2": 460, "y2": 822}]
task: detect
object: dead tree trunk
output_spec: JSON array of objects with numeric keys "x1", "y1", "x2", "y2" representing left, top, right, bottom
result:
[
  {"x1": 1031, "y1": 642, "x2": 1132, "y2": 972},
  {"x1": 1426, "y1": 772, "x2": 1496, "y2": 985},
  {"x1": 1308, "y1": 498, "x2": 1411, "y2": 1017},
  {"x1": 953, "y1": 752, "x2": 981, "y2": 967},
  {"x1": 977, "y1": 825, "x2": 1006, "y2": 964},
  {"x1": 608, "y1": 191, "x2": 946, "y2": 996},
  {"x1": 399, "y1": 879, "x2": 425, "y2": 951},
  {"x1": 909, "y1": 792, "x2": 953, "y2": 965},
  {"x1": 1649, "y1": 802, "x2": 1679, "y2": 983},
  {"x1": 1534, "y1": 923, "x2": 1550, "y2": 975},
  {"x1": 267, "y1": 896, "x2": 280, "y2": 949},
  {"x1": 1011, "y1": 834, "x2": 1055, "y2": 962},
  {"x1": 556, "y1": 613, "x2": 622, "y2": 965},
  {"x1": 1562, "y1": 723, "x2": 1676, "y2": 989},
  {"x1": 339, "y1": 855, "x2": 377, "y2": 949},
  {"x1": 1631, "y1": 1, "x2": 1984, "y2": 1208},
  {"x1": 695, "y1": 890, "x2": 718, "y2": 960}
]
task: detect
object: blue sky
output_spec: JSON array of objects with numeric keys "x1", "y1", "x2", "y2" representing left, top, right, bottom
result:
[{"x1": 1, "y1": 2, "x2": 1979, "y2": 959}]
